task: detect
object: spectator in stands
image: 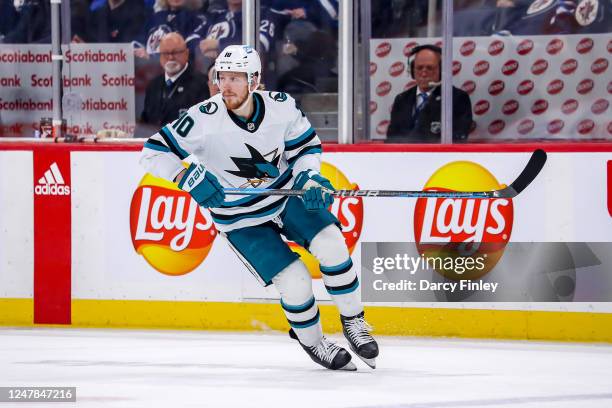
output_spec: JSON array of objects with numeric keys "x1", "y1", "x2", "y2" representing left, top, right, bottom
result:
[
  {"x1": 1, "y1": 0, "x2": 51, "y2": 43},
  {"x1": 0, "y1": 0, "x2": 18, "y2": 41},
  {"x1": 203, "y1": 0, "x2": 225, "y2": 12},
  {"x1": 135, "y1": 0, "x2": 203, "y2": 58},
  {"x1": 82, "y1": 0, "x2": 146, "y2": 43},
  {"x1": 454, "y1": 0, "x2": 611, "y2": 36},
  {"x1": 277, "y1": 29, "x2": 337, "y2": 94},
  {"x1": 496, "y1": 0, "x2": 611, "y2": 35},
  {"x1": 88, "y1": 0, "x2": 149, "y2": 12},
  {"x1": 207, "y1": 61, "x2": 220, "y2": 96},
  {"x1": 195, "y1": 0, "x2": 290, "y2": 59},
  {"x1": 264, "y1": 0, "x2": 339, "y2": 32},
  {"x1": 71, "y1": 0, "x2": 93, "y2": 42},
  {"x1": 371, "y1": 0, "x2": 429, "y2": 38},
  {"x1": 387, "y1": 44, "x2": 472, "y2": 143},
  {"x1": 141, "y1": 32, "x2": 209, "y2": 127},
  {"x1": 271, "y1": 1, "x2": 340, "y2": 91},
  {"x1": 453, "y1": 0, "x2": 502, "y2": 36}
]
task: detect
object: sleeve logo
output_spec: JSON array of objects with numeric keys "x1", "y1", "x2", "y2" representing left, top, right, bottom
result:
[
  {"x1": 199, "y1": 101, "x2": 218, "y2": 114},
  {"x1": 269, "y1": 92, "x2": 287, "y2": 102}
]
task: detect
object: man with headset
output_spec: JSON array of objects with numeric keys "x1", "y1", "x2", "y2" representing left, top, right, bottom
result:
[{"x1": 387, "y1": 44, "x2": 473, "y2": 143}]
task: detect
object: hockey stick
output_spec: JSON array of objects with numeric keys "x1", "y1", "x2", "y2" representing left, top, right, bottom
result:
[{"x1": 224, "y1": 149, "x2": 547, "y2": 199}]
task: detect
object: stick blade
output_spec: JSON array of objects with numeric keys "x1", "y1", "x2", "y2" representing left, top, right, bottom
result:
[{"x1": 495, "y1": 149, "x2": 547, "y2": 198}]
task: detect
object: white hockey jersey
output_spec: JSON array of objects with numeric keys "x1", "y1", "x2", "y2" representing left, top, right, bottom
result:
[{"x1": 140, "y1": 90, "x2": 322, "y2": 232}]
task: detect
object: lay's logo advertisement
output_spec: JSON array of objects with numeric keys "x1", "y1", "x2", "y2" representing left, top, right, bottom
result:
[
  {"x1": 290, "y1": 162, "x2": 364, "y2": 278},
  {"x1": 130, "y1": 173, "x2": 217, "y2": 276},
  {"x1": 413, "y1": 161, "x2": 513, "y2": 279}
]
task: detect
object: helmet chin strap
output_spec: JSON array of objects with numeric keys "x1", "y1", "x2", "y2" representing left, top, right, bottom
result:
[
  {"x1": 247, "y1": 73, "x2": 260, "y2": 95},
  {"x1": 235, "y1": 74, "x2": 260, "y2": 111}
]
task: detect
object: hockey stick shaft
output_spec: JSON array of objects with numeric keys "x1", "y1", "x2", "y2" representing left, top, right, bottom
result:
[
  {"x1": 223, "y1": 149, "x2": 547, "y2": 199},
  {"x1": 224, "y1": 188, "x2": 491, "y2": 198}
]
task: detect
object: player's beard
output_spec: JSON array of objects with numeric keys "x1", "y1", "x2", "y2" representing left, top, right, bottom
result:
[
  {"x1": 164, "y1": 61, "x2": 182, "y2": 76},
  {"x1": 222, "y1": 90, "x2": 249, "y2": 111}
]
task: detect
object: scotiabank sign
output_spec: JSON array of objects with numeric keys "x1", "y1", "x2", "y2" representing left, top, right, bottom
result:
[{"x1": 0, "y1": 43, "x2": 135, "y2": 137}]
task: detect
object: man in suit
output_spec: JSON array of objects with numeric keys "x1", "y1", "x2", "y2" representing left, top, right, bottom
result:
[
  {"x1": 387, "y1": 44, "x2": 472, "y2": 143},
  {"x1": 141, "y1": 32, "x2": 209, "y2": 127},
  {"x1": 83, "y1": 0, "x2": 146, "y2": 43}
]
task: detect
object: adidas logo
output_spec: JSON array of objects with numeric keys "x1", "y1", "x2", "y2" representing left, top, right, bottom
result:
[{"x1": 35, "y1": 162, "x2": 71, "y2": 196}]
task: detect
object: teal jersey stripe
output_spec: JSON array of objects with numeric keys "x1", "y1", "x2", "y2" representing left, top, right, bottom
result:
[
  {"x1": 281, "y1": 296, "x2": 316, "y2": 313},
  {"x1": 159, "y1": 126, "x2": 189, "y2": 159},
  {"x1": 320, "y1": 258, "x2": 353, "y2": 275},
  {"x1": 288, "y1": 310, "x2": 320, "y2": 329},
  {"x1": 144, "y1": 141, "x2": 170, "y2": 153},
  {"x1": 326, "y1": 278, "x2": 359, "y2": 295},
  {"x1": 287, "y1": 145, "x2": 322, "y2": 165},
  {"x1": 285, "y1": 127, "x2": 315, "y2": 149},
  {"x1": 252, "y1": 95, "x2": 261, "y2": 122}
]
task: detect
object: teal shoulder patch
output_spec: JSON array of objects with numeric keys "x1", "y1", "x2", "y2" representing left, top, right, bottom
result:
[
  {"x1": 268, "y1": 92, "x2": 288, "y2": 102},
  {"x1": 199, "y1": 101, "x2": 218, "y2": 114}
]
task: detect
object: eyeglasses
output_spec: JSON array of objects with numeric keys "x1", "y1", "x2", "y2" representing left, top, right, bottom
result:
[{"x1": 160, "y1": 48, "x2": 187, "y2": 57}]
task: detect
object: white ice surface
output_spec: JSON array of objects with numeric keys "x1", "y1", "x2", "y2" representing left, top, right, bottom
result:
[{"x1": 1, "y1": 328, "x2": 611, "y2": 408}]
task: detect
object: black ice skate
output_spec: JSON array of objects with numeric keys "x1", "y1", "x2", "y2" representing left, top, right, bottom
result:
[
  {"x1": 341, "y1": 311, "x2": 379, "y2": 369},
  {"x1": 289, "y1": 329, "x2": 356, "y2": 371}
]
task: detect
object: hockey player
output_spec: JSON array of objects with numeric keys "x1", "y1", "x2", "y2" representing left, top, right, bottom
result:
[{"x1": 140, "y1": 44, "x2": 378, "y2": 371}]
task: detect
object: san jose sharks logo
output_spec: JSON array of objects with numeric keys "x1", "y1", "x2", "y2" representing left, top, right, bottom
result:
[
  {"x1": 226, "y1": 144, "x2": 281, "y2": 188},
  {"x1": 200, "y1": 101, "x2": 218, "y2": 114},
  {"x1": 269, "y1": 92, "x2": 288, "y2": 102}
]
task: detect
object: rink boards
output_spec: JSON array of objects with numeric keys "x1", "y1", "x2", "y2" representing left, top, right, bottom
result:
[{"x1": 1, "y1": 142, "x2": 611, "y2": 341}]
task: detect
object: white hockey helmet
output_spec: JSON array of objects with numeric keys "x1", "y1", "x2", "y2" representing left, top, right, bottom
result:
[{"x1": 214, "y1": 44, "x2": 261, "y2": 92}]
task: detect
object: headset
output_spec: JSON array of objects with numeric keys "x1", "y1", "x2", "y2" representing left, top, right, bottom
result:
[{"x1": 408, "y1": 44, "x2": 442, "y2": 81}]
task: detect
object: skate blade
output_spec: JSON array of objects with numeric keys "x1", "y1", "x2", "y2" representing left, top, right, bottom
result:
[
  {"x1": 347, "y1": 343, "x2": 377, "y2": 369},
  {"x1": 338, "y1": 360, "x2": 357, "y2": 371},
  {"x1": 356, "y1": 355, "x2": 376, "y2": 369}
]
